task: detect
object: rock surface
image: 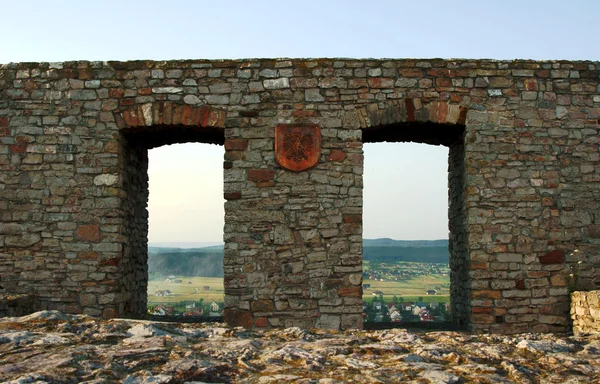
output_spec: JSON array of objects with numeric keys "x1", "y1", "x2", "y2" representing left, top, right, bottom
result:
[{"x1": 1, "y1": 311, "x2": 600, "y2": 383}]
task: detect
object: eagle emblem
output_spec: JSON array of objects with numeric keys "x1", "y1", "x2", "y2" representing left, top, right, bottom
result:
[{"x1": 275, "y1": 124, "x2": 321, "y2": 172}]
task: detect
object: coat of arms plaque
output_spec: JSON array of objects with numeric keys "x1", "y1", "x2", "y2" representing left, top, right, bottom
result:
[{"x1": 275, "y1": 124, "x2": 321, "y2": 172}]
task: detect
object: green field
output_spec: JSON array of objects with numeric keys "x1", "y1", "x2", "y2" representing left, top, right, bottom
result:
[
  {"x1": 148, "y1": 276, "x2": 224, "y2": 305},
  {"x1": 363, "y1": 274, "x2": 449, "y2": 302},
  {"x1": 148, "y1": 273, "x2": 449, "y2": 306}
]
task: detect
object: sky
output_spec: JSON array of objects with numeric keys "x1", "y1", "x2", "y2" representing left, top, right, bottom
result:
[{"x1": 2, "y1": 0, "x2": 599, "y2": 243}]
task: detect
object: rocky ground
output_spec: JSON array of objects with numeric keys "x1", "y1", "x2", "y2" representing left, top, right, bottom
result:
[{"x1": 1, "y1": 311, "x2": 599, "y2": 383}]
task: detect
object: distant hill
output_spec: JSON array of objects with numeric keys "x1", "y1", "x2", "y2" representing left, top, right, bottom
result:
[
  {"x1": 363, "y1": 238, "x2": 448, "y2": 248},
  {"x1": 148, "y1": 246, "x2": 223, "y2": 277},
  {"x1": 148, "y1": 238, "x2": 449, "y2": 277},
  {"x1": 362, "y1": 246, "x2": 448, "y2": 264}
]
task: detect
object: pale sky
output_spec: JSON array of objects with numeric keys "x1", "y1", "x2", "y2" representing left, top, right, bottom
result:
[{"x1": 2, "y1": 0, "x2": 599, "y2": 243}]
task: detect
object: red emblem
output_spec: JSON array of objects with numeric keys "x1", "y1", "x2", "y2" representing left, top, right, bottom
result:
[{"x1": 275, "y1": 124, "x2": 321, "y2": 172}]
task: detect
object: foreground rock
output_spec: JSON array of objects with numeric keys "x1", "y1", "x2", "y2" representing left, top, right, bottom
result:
[{"x1": 1, "y1": 311, "x2": 599, "y2": 383}]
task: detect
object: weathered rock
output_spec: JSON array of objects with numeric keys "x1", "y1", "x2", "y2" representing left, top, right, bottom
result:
[{"x1": 0, "y1": 312, "x2": 598, "y2": 382}]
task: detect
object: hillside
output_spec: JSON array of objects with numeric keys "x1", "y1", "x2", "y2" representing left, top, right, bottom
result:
[
  {"x1": 148, "y1": 239, "x2": 450, "y2": 277},
  {"x1": 148, "y1": 247, "x2": 223, "y2": 277}
]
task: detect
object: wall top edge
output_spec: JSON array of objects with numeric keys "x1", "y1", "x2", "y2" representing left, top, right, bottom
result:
[{"x1": 1, "y1": 58, "x2": 599, "y2": 71}]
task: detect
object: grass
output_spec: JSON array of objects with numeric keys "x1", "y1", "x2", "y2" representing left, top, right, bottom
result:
[
  {"x1": 148, "y1": 273, "x2": 450, "y2": 305},
  {"x1": 148, "y1": 276, "x2": 224, "y2": 305}
]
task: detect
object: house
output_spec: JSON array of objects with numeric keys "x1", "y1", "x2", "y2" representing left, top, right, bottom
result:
[
  {"x1": 155, "y1": 289, "x2": 171, "y2": 297},
  {"x1": 390, "y1": 310, "x2": 402, "y2": 322},
  {"x1": 204, "y1": 286, "x2": 211, "y2": 291},
  {"x1": 185, "y1": 302, "x2": 195, "y2": 310},
  {"x1": 401, "y1": 302, "x2": 413, "y2": 311},
  {"x1": 153, "y1": 305, "x2": 174, "y2": 316},
  {"x1": 412, "y1": 305, "x2": 424, "y2": 316},
  {"x1": 363, "y1": 284, "x2": 371, "y2": 290},
  {"x1": 373, "y1": 301, "x2": 383, "y2": 311},
  {"x1": 209, "y1": 302, "x2": 221, "y2": 316},
  {"x1": 174, "y1": 279, "x2": 183, "y2": 284},
  {"x1": 426, "y1": 289, "x2": 436, "y2": 295},
  {"x1": 188, "y1": 281, "x2": 192, "y2": 284},
  {"x1": 419, "y1": 309, "x2": 435, "y2": 322}
]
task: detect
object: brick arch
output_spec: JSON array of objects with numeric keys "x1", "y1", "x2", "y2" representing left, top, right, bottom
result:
[
  {"x1": 114, "y1": 102, "x2": 227, "y2": 130},
  {"x1": 114, "y1": 102, "x2": 227, "y2": 147},
  {"x1": 355, "y1": 98, "x2": 468, "y2": 128},
  {"x1": 352, "y1": 98, "x2": 468, "y2": 146}
]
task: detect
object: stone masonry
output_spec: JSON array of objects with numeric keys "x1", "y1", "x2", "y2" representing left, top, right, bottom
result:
[
  {"x1": 571, "y1": 290, "x2": 600, "y2": 334},
  {"x1": 1, "y1": 58, "x2": 599, "y2": 334}
]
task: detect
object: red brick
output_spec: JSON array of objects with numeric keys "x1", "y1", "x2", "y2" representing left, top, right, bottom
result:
[
  {"x1": 251, "y1": 300, "x2": 274, "y2": 312},
  {"x1": 224, "y1": 139, "x2": 248, "y2": 151},
  {"x1": 437, "y1": 102, "x2": 448, "y2": 123},
  {"x1": 472, "y1": 307, "x2": 493, "y2": 314},
  {"x1": 120, "y1": 98, "x2": 134, "y2": 106},
  {"x1": 255, "y1": 317, "x2": 268, "y2": 327},
  {"x1": 223, "y1": 309, "x2": 253, "y2": 329},
  {"x1": 405, "y1": 98, "x2": 416, "y2": 122},
  {"x1": 524, "y1": 79, "x2": 538, "y2": 91},
  {"x1": 328, "y1": 149, "x2": 347, "y2": 162},
  {"x1": 399, "y1": 69, "x2": 423, "y2": 77},
  {"x1": 182, "y1": 105, "x2": 193, "y2": 125},
  {"x1": 207, "y1": 110, "x2": 220, "y2": 127},
  {"x1": 172, "y1": 105, "x2": 184, "y2": 125},
  {"x1": 138, "y1": 87, "x2": 152, "y2": 96},
  {"x1": 435, "y1": 78, "x2": 452, "y2": 88},
  {"x1": 100, "y1": 258, "x2": 119, "y2": 266},
  {"x1": 163, "y1": 103, "x2": 173, "y2": 125},
  {"x1": 0, "y1": 127, "x2": 9, "y2": 136},
  {"x1": 76, "y1": 225, "x2": 100, "y2": 242},
  {"x1": 343, "y1": 214, "x2": 362, "y2": 224},
  {"x1": 248, "y1": 169, "x2": 275, "y2": 182},
  {"x1": 156, "y1": 102, "x2": 165, "y2": 124},
  {"x1": 256, "y1": 181, "x2": 275, "y2": 188},
  {"x1": 349, "y1": 78, "x2": 368, "y2": 88},
  {"x1": 540, "y1": 250, "x2": 565, "y2": 264},
  {"x1": 109, "y1": 88, "x2": 124, "y2": 98},
  {"x1": 10, "y1": 144, "x2": 26, "y2": 153},
  {"x1": 516, "y1": 279, "x2": 526, "y2": 289},
  {"x1": 471, "y1": 262, "x2": 489, "y2": 270},
  {"x1": 78, "y1": 69, "x2": 93, "y2": 79},
  {"x1": 78, "y1": 251, "x2": 98, "y2": 260},
  {"x1": 224, "y1": 192, "x2": 242, "y2": 200},
  {"x1": 0, "y1": 117, "x2": 8, "y2": 127},
  {"x1": 367, "y1": 77, "x2": 394, "y2": 88},
  {"x1": 457, "y1": 107, "x2": 468, "y2": 125},
  {"x1": 136, "y1": 105, "x2": 146, "y2": 126},
  {"x1": 338, "y1": 286, "x2": 362, "y2": 297}
]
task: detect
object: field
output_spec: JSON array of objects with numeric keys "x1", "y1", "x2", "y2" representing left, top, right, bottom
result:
[
  {"x1": 148, "y1": 276, "x2": 224, "y2": 305},
  {"x1": 147, "y1": 272, "x2": 450, "y2": 306},
  {"x1": 363, "y1": 275, "x2": 449, "y2": 303}
]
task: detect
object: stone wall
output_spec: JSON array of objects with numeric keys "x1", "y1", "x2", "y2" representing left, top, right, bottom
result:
[
  {"x1": 1, "y1": 58, "x2": 599, "y2": 333},
  {"x1": 571, "y1": 290, "x2": 600, "y2": 334}
]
